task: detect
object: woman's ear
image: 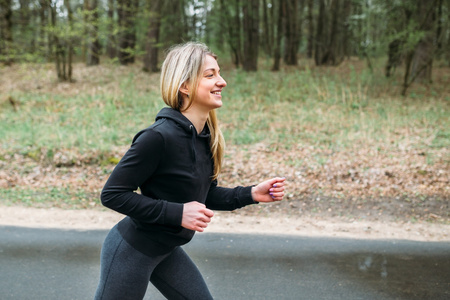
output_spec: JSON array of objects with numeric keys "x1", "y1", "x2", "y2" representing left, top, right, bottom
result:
[{"x1": 179, "y1": 84, "x2": 189, "y2": 97}]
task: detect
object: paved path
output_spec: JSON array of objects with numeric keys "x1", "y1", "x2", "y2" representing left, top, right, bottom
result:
[{"x1": 1, "y1": 225, "x2": 449, "y2": 299}]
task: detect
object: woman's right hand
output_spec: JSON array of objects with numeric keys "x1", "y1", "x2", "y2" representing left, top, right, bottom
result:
[{"x1": 181, "y1": 201, "x2": 214, "y2": 232}]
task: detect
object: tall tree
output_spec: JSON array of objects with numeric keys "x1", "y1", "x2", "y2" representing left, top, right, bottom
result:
[
  {"x1": 272, "y1": 0, "x2": 284, "y2": 71},
  {"x1": 314, "y1": 0, "x2": 327, "y2": 65},
  {"x1": 106, "y1": 0, "x2": 116, "y2": 59},
  {"x1": 220, "y1": 0, "x2": 242, "y2": 68},
  {"x1": 64, "y1": 0, "x2": 74, "y2": 80},
  {"x1": 322, "y1": 0, "x2": 341, "y2": 65},
  {"x1": 314, "y1": 0, "x2": 349, "y2": 66},
  {"x1": 117, "y1": 0, "x2": 138, "y2": 65},
  {"x1": 143, "y1": 0, "x2": 162, "y2": 73},
  {"x1": 86, "y1": 0, "x2": 100, "y2": 66},
  {"x1": 242, "y1": 0, "x2": 259, "y2": 71},
  {"x1": 38, "y1": 0, "x2": 50, "y2": 59},
  {"x1": 262, "y1": 0, "x2": 273, "y2": 56},
  {"x1": 49, "y1": 0, "x2": 65, "y2": 80},
  {"x1": 0, "y1": 0, "x2": 13, "y2": 65},
  {"x1": 306, "y1": 0, "x2": 314, "y2": 59},
  {"x1": 402, "y1": 0, "x2": 439, "y2": 95},
  {"x1": 284, "y1": 0, "x2": 300, "y2": 65}
]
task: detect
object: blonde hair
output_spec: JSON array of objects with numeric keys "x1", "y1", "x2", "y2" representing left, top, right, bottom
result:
[{"x1": 160, "y1": 42, "x2": 225, "y2": 180}]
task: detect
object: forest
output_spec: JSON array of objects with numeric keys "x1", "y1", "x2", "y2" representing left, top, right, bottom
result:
[
  {"x1": 1, "y1": 0, "x2": 449, "y2": 94},
  {"x1": 1, "y1": 0, "x2": 449, "y2": 223}
]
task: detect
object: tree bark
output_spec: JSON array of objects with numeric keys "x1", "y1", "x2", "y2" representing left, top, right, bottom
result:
[
  {"x1": 284, "y1": 0, "x2": 299, "y2": 65},
  {"x1": 143, "y1": 0, "x2": 162, "y2": 73},
  {"x1": 321, "y1": 0, "x2": 340, "y2": 65},
  {"x1": 38, "y1": 0, "x2": 49, "y2": 59},
  {"x1": 0, "y1": 0, "x2": 13, "y2": 65},
  {"x1": 306, "y1": 0, "x2": 314, "y2": 59},
  {"x1": 272, "y1": 0, "x2": 284, "y2": 71},
  {"x1": 401, "y1": 0, "x2": 438, "y2": 95},
  {"x1": 262, "y1": 0, "x2": 272, "y2": 56},
  {"x1": 49, "y1": 1, "x2": 66, "y2": 80},
  {"x1": 242, "y1": 0, "x2": 259, "y2": 71},
  {"x1": 106, "y1": 0, "x2": 116, "y2": 59},
  {"x1": 314, "y1": 0, "x2": 326, "y2": 65},
  {"x1": 221, "y1": 0, "x2": 242, "y2": 68},
  {"x1": 64, "y1": 0, "x2": 74, "y2": 81},
  {"x1": 87, "y1": 0, "x2": 100, "y2": 66},
  {"x1": 118, "y1": 0, "x2": 137, "y2": 65}
]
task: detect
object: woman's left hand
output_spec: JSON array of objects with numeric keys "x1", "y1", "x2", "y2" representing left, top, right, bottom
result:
[{"x1": 251, "y1": 177, "x2": 286, "y2": 203}]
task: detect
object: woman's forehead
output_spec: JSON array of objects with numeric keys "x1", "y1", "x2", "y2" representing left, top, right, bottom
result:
[{"x1": 203, "y1": 55, "x2": 219, "y2": 71}]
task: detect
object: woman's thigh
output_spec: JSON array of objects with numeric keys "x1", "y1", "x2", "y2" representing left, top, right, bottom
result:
[
  {"x1": 150, "y1": 247, "x2": 213, "y2": 300},
  {"x1": 94, "y1": 226, "x2": 164, "y2": 300}
]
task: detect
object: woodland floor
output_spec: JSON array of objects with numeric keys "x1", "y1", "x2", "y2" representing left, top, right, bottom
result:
[{"x1": 1, "y1": 143, "x2": 448, "y2": 242}]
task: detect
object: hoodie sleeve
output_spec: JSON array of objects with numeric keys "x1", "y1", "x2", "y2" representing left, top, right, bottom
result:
[
  {"x1": 101, "y1": 129, "x2": 183, "y2": 226},
  {"x1": 204, "y1": 180, "x2": 258, "y2": 211}
]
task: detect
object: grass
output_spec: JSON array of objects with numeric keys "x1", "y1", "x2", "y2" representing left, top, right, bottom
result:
[
  {"x1": 1, "y1": 59, "x2": 449, "y2": 157},
  {"x1": 0, "y1": 186, "x2": 99, "y2": 209},
  {"x1": 1, "y1": 58, "x2": 448, "y2": 218}
]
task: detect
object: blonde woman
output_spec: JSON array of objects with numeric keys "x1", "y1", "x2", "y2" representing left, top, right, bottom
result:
[{"x1": 94, "y1": 42, "x2": 286, "y2": 300}]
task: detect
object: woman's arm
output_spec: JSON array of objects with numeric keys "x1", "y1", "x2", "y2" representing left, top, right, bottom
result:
[
  {"x1": 205, "y1": 177, "x2": 286, "y2": 210},
  {"x1": 101, "y1": 129, "x2": 183, "y2": 226}
]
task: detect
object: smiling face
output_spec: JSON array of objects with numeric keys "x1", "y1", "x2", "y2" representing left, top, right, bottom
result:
[{"x1": 190, "y1": 55, "x2": 227, "y2": 113}]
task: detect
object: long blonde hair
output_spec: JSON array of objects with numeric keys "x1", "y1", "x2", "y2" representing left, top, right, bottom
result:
[{"x1": 160, "y1": 42, "x2": 225, "y2": 180}]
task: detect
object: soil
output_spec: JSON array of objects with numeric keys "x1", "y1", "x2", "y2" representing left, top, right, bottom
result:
[{"x1": 1, "y1": 205, "x2": 448, "y2": 242}]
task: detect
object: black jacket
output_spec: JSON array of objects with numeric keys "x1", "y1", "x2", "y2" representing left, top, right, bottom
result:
[{"x1": 101, "y1": 107, "x2": 256, "y2": 256}]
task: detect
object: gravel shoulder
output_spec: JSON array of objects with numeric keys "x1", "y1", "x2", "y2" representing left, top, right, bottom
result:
[{"x1": 1, "y1": 205, "x2": 448, "y2": 242}]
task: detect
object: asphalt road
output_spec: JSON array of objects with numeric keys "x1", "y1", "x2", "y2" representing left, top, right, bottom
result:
[{"x1": 1, "y1": 225, "x2": 449, "y2": 300}]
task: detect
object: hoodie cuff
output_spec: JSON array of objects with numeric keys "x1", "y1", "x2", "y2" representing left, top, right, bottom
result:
[
  {"x1": 240, "y1": 185, "x2": 259, "y2": 206},
  {"x1": 165, "y1": 202, "x2": 184, "y2": 226}
]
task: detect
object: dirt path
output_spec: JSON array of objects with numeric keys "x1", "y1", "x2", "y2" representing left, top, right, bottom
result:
[{"x1": 1, "y1": 206, "x2": 448, "y2": 242}]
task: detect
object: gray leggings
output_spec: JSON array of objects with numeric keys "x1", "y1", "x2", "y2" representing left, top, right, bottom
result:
[{"x1": 94, "y1": 225, "x2": 213, "y2": 300}]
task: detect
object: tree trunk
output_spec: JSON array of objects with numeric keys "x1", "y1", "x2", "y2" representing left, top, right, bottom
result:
[
  {"x1": 18, "y1": 0, "x2": 31, "y2": 52},
  {"x1": 87, "y1": 0, "x2": 100, "y2": 66},
  {"x1": 38, "y1": 0, "x2": 50, "y2": 59},
  {"x1": 272, "y1": 0, "x2": 284, "y2": 71},
  {"x1": 284, "y1": 0, "x2": 299, "y2": 65},
  {"x1": 262, "y1": 0, "x2": 272, "y2": 56},
  {"x1": 341, "y1": 0, "x2": 352, "y2": 58},
  {"x1": 321, "y1": 0, "x2": 340, "y2": 65},
  {"x1": 306, "y1": 0, "x2": 314, "y2": 59},
  {"x1": 49, "y1": 1, "x2": 66, "y2": 80},
  {"x1": 118, "y1": 0, "x2": 137, "y2": 65},
  {"x1": 385, "y1": 39, "x2": 403, "y2": 77},
  {"x1": 401, "y1": 0, "x2": 438, "y2": 95},
  {"x1": 64, "y1": 0, "x2": 74, "y2": 81},
  {"x1": 314, "y1": 0, "x2": 326, "y2": 65},
  {"x1": 0, "y1": 0, "x2": 13, "y2": 65},
  {"x1": 106, "y1": 0, "x2": 116, "y2": 59},
  {"x1": 143, "y1": 0, "x2": 162, "y2": 73},
  {"x1": 221, "y1": 0, "x2": 242, "y2": 68},
  {"x1": 242, "y1": 0, "x2": 259, "y2": 71},
  {"x1": 82, "y1": 0, "x2": 88, "y2": 62}
]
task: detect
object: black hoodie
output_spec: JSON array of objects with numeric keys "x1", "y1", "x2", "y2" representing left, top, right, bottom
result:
[{"x1": 101, "y1": 107, "x2": 256, "y2": 256}]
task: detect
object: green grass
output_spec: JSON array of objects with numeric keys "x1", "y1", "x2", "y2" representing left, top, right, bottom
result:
[
  {"x1": 0, "y1": 186, "x2": 101, "y2": 209},
  {"x1": 1, "y1": 60, "x2": 449, "y2": 159}
]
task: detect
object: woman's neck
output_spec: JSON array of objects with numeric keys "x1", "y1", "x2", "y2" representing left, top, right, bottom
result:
[{"x1": 181, "y1": 108, "x2": 209, "y2": 134}]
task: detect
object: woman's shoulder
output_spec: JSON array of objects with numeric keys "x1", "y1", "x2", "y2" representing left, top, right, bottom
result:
[{"x1": 132, "y1": 118, "x2": 183, "y2": 144}]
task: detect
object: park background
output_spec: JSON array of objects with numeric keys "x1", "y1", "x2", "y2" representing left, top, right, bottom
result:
[{"x1": 0, "y1": 0, "x2": 448, "y2": 236}]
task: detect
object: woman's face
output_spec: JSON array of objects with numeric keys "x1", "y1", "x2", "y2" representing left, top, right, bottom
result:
[{"x1": 192, "y1": 55, "x2": 227, "y2": 112}]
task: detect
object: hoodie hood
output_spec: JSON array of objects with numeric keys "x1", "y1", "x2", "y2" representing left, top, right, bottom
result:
[
  {"x1": 154, "y1": 107, "x2": 211, "y2": 166},
  {"x1": 155, "y1": 107, "x2": 194, "y2": 135},
  {"x1": 155, "y1": 107, "x2": 210, "y2": 137}
]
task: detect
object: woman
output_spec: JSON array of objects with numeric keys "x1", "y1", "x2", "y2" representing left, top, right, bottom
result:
[{"x1": 95, "y1": 42, "x2": 286, "y2": 300}]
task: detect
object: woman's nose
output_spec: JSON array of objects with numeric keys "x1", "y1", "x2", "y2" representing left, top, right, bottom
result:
[{"x1": 217, "y1": 76, "x2": 227, "y2": 87}]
